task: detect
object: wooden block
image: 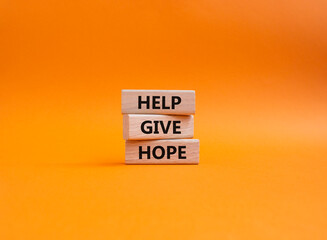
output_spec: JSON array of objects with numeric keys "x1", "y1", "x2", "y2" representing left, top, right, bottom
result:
[
  {"x1": 125, "y1": 139, "x2": 199, "y2": 164},
  {"x1": 121, "y1": 90, "x2": 195, "y2": 115},
  {"x1": 123, "y1": 114, "x2": 194, "y2": 140}
]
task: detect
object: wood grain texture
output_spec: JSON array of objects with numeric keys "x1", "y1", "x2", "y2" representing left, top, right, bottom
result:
[
  {"x1": 125, "y1": 139, "x2": 199, "y2": 165},
  {"x1": 121, "y1": 90, "x2": 195, "y2": 115},
  {"x1": 123, "y1": 114, "x2": 194, "y2": 140}
]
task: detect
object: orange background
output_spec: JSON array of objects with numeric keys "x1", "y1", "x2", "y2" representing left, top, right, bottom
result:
[{"x1": 1, "y1": 0, "x2": 327, "y2": 239}]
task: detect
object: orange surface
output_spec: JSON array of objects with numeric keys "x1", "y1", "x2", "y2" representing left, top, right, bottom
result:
[{"x1": 1, "y1": 0, "x2": 327, "y2": 239}]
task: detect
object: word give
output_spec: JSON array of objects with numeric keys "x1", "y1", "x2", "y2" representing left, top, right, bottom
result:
[{"x1": 141, "y1": 120, "x2": 181, "y2": 134}]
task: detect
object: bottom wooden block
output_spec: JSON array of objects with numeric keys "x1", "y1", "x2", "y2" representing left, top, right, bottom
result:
[{"x1": 125, "y1": 139, "x2": 199, "y2": 165}]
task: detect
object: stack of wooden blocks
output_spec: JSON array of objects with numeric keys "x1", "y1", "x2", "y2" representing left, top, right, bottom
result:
[{"x1": 122, "y1": 90, "x2": 199, "y2": 164}]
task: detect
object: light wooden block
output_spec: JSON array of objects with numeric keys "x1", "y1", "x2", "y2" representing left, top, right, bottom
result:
[
  {"x1": 123, "y1": 114, "x2": 194, "y2": 140},
  {"x1": 121, "y1": 90, "x2": 195, "y2": 115},
  {"x1": 125, "y1": 139, "x2": 199, "y2": 164}
]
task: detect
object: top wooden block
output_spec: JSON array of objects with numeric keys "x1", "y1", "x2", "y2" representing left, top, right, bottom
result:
[{"x1": 121, "y1": 90, "x2": 195, "y2": 115}]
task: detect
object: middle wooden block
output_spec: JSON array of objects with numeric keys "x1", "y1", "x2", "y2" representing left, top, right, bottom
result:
[{"x1": 123, "y1": 114, "x2": 194, "y2": 140}]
